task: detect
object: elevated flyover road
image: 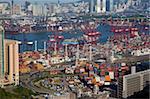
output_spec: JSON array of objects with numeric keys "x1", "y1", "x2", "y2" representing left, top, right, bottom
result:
[{"x1": 112, "y1": 55, "x2": 149, "y2": 64}]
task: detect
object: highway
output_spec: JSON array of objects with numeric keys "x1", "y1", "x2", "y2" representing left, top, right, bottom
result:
[
  {"x1": 113, "y1": 55, "x2": 149, "y2": 64},
  {"x1": 20, "y1": 72, "x2": 52, "y2": 94},
  {"x1": 20, "y1": 65, "x2": 74, "y2": 94}
]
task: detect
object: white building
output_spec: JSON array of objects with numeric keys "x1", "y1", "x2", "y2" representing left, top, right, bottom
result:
[
  {"x1": 90, "y1": 0, "x2": 94, "y2": 13},
  {"x1": 28, "y1": 4, "x2": 32, "y2": 11},
  {"x1": 96, "y1": 0, "x2": 106, "y2": 13},
  {"x1": 97, "y1": 0, "x2": 101, "y2": 13},
  {"x1": 131, "y1": 48, "x2": 150, "y2": 56},
  {"x1": 32, "y1": 3, "x2": 43, "y2": 16},
  {"x1": 43, "y1": 4, "x2": 48, "y2": 16},
  {"x1": 102, "y1": 0, "x2": 106, "y2": 12},
  {"x1": 0, "y1": 2, "x2": 10, "y2": 14},
  {"x1": 13, "y1": 4, "x2": 21, "y2": 15},
  {"x1": 109, "y1": 0, "x2": 114, "y2": 12},
  {"x1": 48, "y1": 4, "x2": 55, "y2": 14},
  {"x1": 122, "y1": 69, "x2": 150, "y2": 98}
]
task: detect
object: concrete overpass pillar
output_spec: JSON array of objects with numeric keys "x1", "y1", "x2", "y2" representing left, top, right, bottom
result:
[
  {"x1": 34, "y1": 41, "x2": 38, "y2": 51},
  {"x1": 44, "y1": 41, "x2": 46, "y2": 53}
]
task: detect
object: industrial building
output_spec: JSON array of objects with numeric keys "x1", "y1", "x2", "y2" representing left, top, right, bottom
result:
[{"x1": 0, "y1": 27, "x2": 20, "y2": 88}]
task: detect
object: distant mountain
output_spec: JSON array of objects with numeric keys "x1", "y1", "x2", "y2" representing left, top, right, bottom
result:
[
  {"x1": 123, "y1": 0, "x2": 149, "y2": 14},
  {"x1": 130, "y1": 0, "x2": 149, "y2": 10}
]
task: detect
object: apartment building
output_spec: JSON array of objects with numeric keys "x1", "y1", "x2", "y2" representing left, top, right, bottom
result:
[
  {"x1": 122, "y1": 69, "x2": 150, "y2": 98},
  {"x1": 0, "y1": 27, "x2": 20, "y2": 88}
]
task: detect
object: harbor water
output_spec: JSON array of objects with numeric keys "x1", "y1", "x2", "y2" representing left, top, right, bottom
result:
[{"x1": 5, "y1": 24, "x2": 113, "y2": 52}]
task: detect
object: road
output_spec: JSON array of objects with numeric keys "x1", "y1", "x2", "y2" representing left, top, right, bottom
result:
[
  {"x1": 113, "y1": 55, "x2": 149, "y2": 64},
  {"x1": 20, "y1": 72, "x2": 52, "y2": 94},
  {"x1": 20, "y1": 65, "x2": 74, "y2": 94},
  {"x1": 93, "y1": 53, "x2": 149, "y2": 64}
]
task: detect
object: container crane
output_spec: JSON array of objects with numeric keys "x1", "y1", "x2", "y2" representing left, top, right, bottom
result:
[{"x1": 47, "y1": 28, "x2": 64, "y2": 55}]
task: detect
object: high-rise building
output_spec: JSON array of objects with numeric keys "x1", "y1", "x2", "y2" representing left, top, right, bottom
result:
[
  {"x1": 13, "y1": 4, "x2": 21, "y2": 15},
  {"x1": 25, "y1": 1, "x2": 31, "y2": 10},
  {"x1": 106, "y1": 0, "x2": 110, "y2": 11},
  {"x1": 96, "y1": 0, "x2": 106, "y2": 13},
  {"x1": 106, "y1": 0, "x2": 114, "y2": 12},
  {"x1": 43, "y1": 3, "x2": 48, "y2": 16},
  {"x1": 47, "y1": 4, "x2": 55, "y2": 15},
  {"x1": 117, "y1": 69, "x2": 123, "y2": 98},
  {"x1": 11, "y1": 0, "x2": 14, "y2": 15},
  {"x1": 0, "y1": 2, "x2": 10, "y2": 14},
  {"x1": 122, "y1": 69, "x2": 150, "y2": 98},
  {"x1": 32, "y1": 3, "x2": 43, "y2": 16},
  {"x1": 102, "y1": 0, "x2": 106, "y2": 12},
  {"x1": 0, "y1": 26, "x2": 5, "y2": 88},
  {"x1": 110, "y1": 0, "x2": 114, "y2": 11},
  {"x1": 28, "y1": 4, "x2": 32, "y2": 11},
  {"x1": 0, "y1": 26, "x2": 20, "y2": 88},
  {"x1": 97, "y1": 0, "x2": 101, "y2": 13},
  {"x1": 117, "y1": 65, "x2": 150, "y2": 98},
  {"x1": 90, "y1": 0, "x2": 94, "y2": 13}
]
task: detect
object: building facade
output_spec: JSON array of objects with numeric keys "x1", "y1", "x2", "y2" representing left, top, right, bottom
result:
[
  {"x1": 109, "y1": 0, "x2": 114, "y2": 11},
  {"x1": 97, "y1": 0, "x2": 106, "y2": 13},
  {"x1": 32, "y1": 3, "x2": 43, "y2": 16},
  {"x1": 122, "y1": 69, "x2": 150, "y2": 98},
  {"x1": 0, "y1": 26, "x2": 5, "y2": 88},
  {"x1": 106, "y1": 0, "x2": 114, "y2": 12},
  {"x1": 97, "y1": 0, "x2": 101, "y2": 13},
  {"x1": 0, "y1": 2, "x2": 10, "y2": 15},
  {"x1": 90, "y1": 0, "x2": 94, "y2": 13},
  {"x1": 13, "y1": 4, "x2": 21, "y2": 15},
  {"x1": 0, "y1": 27, "x2": 20, "y2": 87}
]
